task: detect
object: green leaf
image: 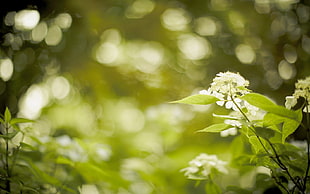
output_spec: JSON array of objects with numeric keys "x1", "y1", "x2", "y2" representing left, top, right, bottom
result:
[
  {"x1": 249, "y1": 136, "x2": 266, "y2": 154},
  {"x1": 241, "y1": 93, "x2": 275, "y2": 107},
  {"x1": 205, "y1": 181, "x2": 221, "y2": 194},
  {"x1": 263, "y1": 113, "x2": 284, "y2": 128},
  {"x1": 241, "y1": 93, "x2": 301, "y2": 121},
  {"x1": 20, "y1": 186, "x2": 40, "y2": 194},
  {"x1": 170, "y1": 94, "x2": 220, "y2": 105},
  {"x1": 20, "y1": 142, "x2": 37, "y2": 151},
  {"x1": 10, "y1": 118, "x2": 34, "y2": 125},
  {"x1": 254, "y1": 127, "x2": 275, "y2": 139},
  {"x1": 56, "y1": 156, "x2": 74, "y2": 166},
  {"x1": 226, "y1": 186, "x2": 252, "y2": 194},
  {"x1": 197, "y1": 123, "x2": 231, "y2": 133},
  {"x1": 4, "y1": 107, "x2": 11, "y2": 123},
  {"x1": 282, "y1": 118, "x2": 300, "y2": 143}
]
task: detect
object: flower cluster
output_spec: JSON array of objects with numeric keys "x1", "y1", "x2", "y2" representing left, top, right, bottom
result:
[
  {"x1": 199, "y1": 72, "x2": 265, "y2": 137},
  {"x1": 209, "y1": 71, "x2": 250, "y2": 97},
  {"x1": 181, "y1": 153, "x2": 228, "y2": 180},
  {"x1": 285, "y1": 76, "x2": 310, "y2": 112},
  {"x1": 200, "y1": 71, "x2": 250, "y2": 108}
]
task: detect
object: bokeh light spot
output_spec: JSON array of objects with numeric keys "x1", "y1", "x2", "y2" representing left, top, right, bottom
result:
[
  {"x1": 14, "y1": 10, "x2": 40, "y2": 31},
  {"x1": 302, "y1": 35, "x2": 310, "y2": 54},
  {"x1": 31, "y1": 22, "x2": 48, "y2": 42},
  {"x1": 45, "y1": 25, "x2": 62, "y2": 46},
  {"x1": 178, "y1": 34, "x2": 212, "y2": 60},
  {"x1": 161, "y1": 8, "x2": 191, "y2": 31},
  {"x1": 283, "y1": 44, "x2": 297, "y2": 63},
  {"x1": 50, "y1": 76, "x2": 71, "y2": 100},
  {"x1": 119, "y1": 107, "x2": 145, "y2": 132},
  {"x1": 235, "y1": 44, "x2": 256, "y2": 64},
  {"x1": 297, "y1": 4, "x2": 310, "y2": 23},
  {"x1": 194, "y1": 17, "x2": 218, "y2": 36},
  {"x1": 265, "y1": 70, "x2": 283, "y2": 90},
  {"x1": 228, "y1": 11, "x2": 245, "y2": 34},
  {"x1": 0, "y1": 58, "x2": 14, "y2": 81},
  {"x1": 19, "y1": 84, "x2": 50, "y2": 119},
  {"x1": 4, "y1": 12, "x2": 15, "y2": 26},
  {"x1": 125, "y1": 0, "x2": 155, "y2": 19},
  {"x1": 278, "y1": 60, "x2": 296, "y2": 80},
  {"x1": 95, "y1": 43, "x2": 120, "y2": 65},
  {"x1": 255, "y1": 0, "x2": 271, "y2": 14},
  {"x1": 55, "y1": 13, "x2": 72, "y2": 29}
]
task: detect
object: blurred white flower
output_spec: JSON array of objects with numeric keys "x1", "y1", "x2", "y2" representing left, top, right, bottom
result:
[
  {"x1": 220, "y1": 127, "x2": 238, "y2": 137},
  {"x1": 224, "y1": 119, "x2": 242, "y2": 128},
  {"x1": 181, "y1": 153, "x2": 228, "y2": 180}
]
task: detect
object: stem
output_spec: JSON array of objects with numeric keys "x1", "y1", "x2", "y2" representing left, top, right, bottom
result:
[
  {"x1": 9, "y1": 133, "x2": 24, "y2": 177},
  {"x1": 230, "y1": 95, "x2": 304, "y2": 192},
  {"x1": 302, "y1": 101, "x2": 310, "y2": 192},
  {"x1": 4, "y1": 123, "x2": 10, "y2": 193}
]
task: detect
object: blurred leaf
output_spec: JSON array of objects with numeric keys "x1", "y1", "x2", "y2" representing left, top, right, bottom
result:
[
  {"x1": 20, "y1": 142, "x2": 37, "y2": 151},
  {"x1": 0, "y1": 130, "x2": 18, "y2": 140},
  {"x1": 205, "y1": 180, "x2": 221, "y2": 194},
  {"x1": 170, "y1": 94, "x2": 219, "y2": 105},
  {"x1": 4, "y1": 107, "x2": 11, "y2": 123},
  {"x1": 10, "y1": 118, "x2": 34, "y2": 125},
  {"x1": 225, "y1": 185, "x2": 252, "y2": 194},
  {"x1": 20, "y1": 186, "x2": 40, "y2": 194},
  {"x1": 197, "y1": 123, "x2": 231, "y2": 133},
  {"x1": 230, "y1": 135, "x2": 245, "y2": 158},
  {"x1": 22, "y1": 157, "x2": 75, "y2": 193},
  {"x1": 56, "y1": 156, "x2": 74, "y2": 167}
]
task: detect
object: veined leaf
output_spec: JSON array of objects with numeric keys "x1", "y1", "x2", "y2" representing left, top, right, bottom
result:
[
  {"x1": 241, "y1": 93, "x2": 275, "y2": 106},
  {"x1": 254, "y1": 127, "x2": 275, "y2": 139},
  {"x1": 249, "y1": 136, "x2": 267, "y2": 154},
  {"x1": 263, "y1": 113, "x2": 284, "y2": 127},
  {"x1": 197, "y1": 123, "x2": 231, "y2": 133},
  {"x1": 241, "y1": 93, "x2": 301, "y2": 121},
  {"x1": 282, "y1": 118, "x2": 300, "y2": 143},
  {"x1": 170, "y1": 94, "x2": 219, "y2": 105}
]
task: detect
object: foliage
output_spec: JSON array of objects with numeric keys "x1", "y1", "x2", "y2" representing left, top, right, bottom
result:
[
  {"x1": 175, "y1": 71, "x2": 310, "y2": 193},
  {"x1": 0, "y1": 0, "x2": 309, "y2": 193}
]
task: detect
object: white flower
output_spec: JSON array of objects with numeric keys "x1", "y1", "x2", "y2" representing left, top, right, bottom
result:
[
  {"x1": 220, "y1": 127, "x2": 238, "y2": 137},
  {"x1": 285, "y1": 96, "x2": 297, "y2": 109},
  {"x1": 181, "y1": 153, "x2": 228, "y2": 180},
  {"x1": 224, "y1": 119, "x2": 242, "y2": 128},
  {"x1": 285, "y1": 76, "x2": 310, "y2": 112},
  {"x1": 209, "y1": 71, "x2": 250, "y2": 97}
]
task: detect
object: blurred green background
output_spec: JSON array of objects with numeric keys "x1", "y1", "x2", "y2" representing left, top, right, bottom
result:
[{"x1": 0, "y1": 0, "x2": 309, "y2": 193}]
